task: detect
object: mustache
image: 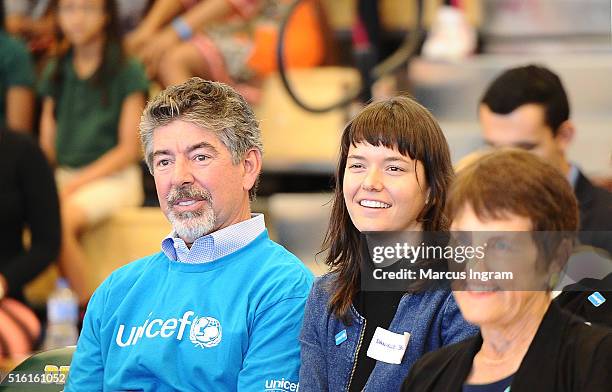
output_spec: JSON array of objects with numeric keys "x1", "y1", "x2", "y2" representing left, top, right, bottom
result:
[{"x1": 167, "y1": 185, "x2": 212, "y2": 206}]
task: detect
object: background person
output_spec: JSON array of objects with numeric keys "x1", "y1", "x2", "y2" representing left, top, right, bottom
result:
[
  {"x1": 0, "y1": 127, "x2": 60, "y2": 359},
  {"x1": 478, "y1": 64, "x2": 612, "y2": 256},
  {"x1": 38, "y1": 0, "x2": 148, "y2": 303},
  {"x1": 124, "y1": 0, "x2": 325, "y2": 102},
  {"x1": 299, "y1": 96, "x2": 477, "y2": 392},
  {"x1": 3, "y1": 0, "x2": 55, "y2": 55},
  {"x1": 478, "y1": 64, "x2": 612, "y2": 329},
  {"x1": 0, "y1": 0, "x2": 36, "y2": 133},
  {"x1": 66, "y1": 78, "x2": 314, "y2": 391},
  {"x1": 402, "y1": 149, "x2": 612, "y2": 392}
]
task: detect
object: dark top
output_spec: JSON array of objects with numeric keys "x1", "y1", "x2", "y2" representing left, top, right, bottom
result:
[
  {"x1": 462, "y1": 374, "x2": 513, "y2": 392},
  {"x1": 350, "y1": 290, "x2": 405, "y2": 391},
  {"x1": 0, "y1": 129, "x2": 60, "y2": 301},
  {"x1": 0, "y1": 31, "x2": 35, "y2": 130},
  {"x1": 38, "y1": 48, "x2": 148, "y2": 168},
  {"x1": 554, "y1": 273, "x2": 612, "y2": 328},
  {"x1": 402, "y1": 302, "x2": 612, "y2": 392},
  {"x1": 575, "y1": 170, "x2": 612, "y2": 256}
]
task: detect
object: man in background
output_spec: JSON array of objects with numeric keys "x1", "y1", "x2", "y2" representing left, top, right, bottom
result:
[
  {"x1": 479, "y1": 64, "x2": 612, "y2": 255},
  {"x1": 478, "y1": 64, "x2": 612, "y2": 328}
]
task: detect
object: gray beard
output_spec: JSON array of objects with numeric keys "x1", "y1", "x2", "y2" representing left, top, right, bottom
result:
[
  {"x1": 165, "y1": 184, "x2": 215, "y2": 243},
  {"x1": 168, "y1": 207, "x2": 215, "y2": 244}
]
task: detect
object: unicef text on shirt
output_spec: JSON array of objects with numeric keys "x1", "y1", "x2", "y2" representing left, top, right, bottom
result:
[
  {"x1": 265, "y1": 378, "x2": 299, "y2": 392},
  {"x1": 115, "y1": 310, "x2": 222, "y2": 349}
]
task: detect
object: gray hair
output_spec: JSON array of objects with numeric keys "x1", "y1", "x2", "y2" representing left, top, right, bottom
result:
[{"x1": 139, "y1": 77, "x2": 264, "y2": 199}]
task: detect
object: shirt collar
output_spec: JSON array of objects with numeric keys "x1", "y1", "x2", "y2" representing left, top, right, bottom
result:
[
  {"x1": 161, "y1": 213, "x2": 266, "y2": 263},
  {"x1": 567, "y1": 163, "x2": 579, "y2": 189}
]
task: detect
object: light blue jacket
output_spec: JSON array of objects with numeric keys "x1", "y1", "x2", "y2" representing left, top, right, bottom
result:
[{"x1": 299, "y1": 273, "x2": 478, "y2": 392}]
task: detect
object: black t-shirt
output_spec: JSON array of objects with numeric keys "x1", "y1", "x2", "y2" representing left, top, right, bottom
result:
[
  {"x1": 554, "y1": 273, "x2": 612, "y2": 328},
  {"x1": 349, "y1": 289, "x2": 405, "y2": 391},
  {"x1": 0, "y1": 129, "x2": 60, "y2": 301}
]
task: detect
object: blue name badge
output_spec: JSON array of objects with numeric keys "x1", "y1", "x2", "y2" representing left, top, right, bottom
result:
[
  {"x1": 588, "y1": 292, "x2": 606, "y2": 307},
  {"x1": 335, "y1": 330, "x2": 347, "y2": 345}
]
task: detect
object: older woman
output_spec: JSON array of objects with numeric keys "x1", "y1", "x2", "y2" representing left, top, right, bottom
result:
[{"x1": 402, "y1": 149, "x2": 612, "y2": 392}]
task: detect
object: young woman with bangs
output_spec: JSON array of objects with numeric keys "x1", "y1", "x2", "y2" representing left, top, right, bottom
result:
[{"x1": 299, "y1": 96, "x2": 477, "y2": 392}]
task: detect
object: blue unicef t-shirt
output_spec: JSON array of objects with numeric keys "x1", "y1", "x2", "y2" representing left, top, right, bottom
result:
[{"x1": 66, "y1": 231, "x2": 313, "y2": 391}]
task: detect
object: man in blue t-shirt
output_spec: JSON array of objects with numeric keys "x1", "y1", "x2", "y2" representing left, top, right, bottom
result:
[{"x1": 66, "y1": 78, "x2": 314, "y2": 391}]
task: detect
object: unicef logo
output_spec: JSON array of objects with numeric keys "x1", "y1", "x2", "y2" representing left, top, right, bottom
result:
[{"x1": 189, "y1": 316, "x2": 222, "y2": 348}]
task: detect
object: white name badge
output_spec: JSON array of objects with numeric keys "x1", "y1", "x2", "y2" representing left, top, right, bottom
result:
[{"x1": 366, "y1": 327, "x2": 410, "y2": 364}]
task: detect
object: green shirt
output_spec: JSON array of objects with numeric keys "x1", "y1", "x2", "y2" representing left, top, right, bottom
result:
[
  {"x1": 0, "y1": 31, "x2": 35, "y2": 130},
  {"x1": 38, "y1": 51, "x2": 148, "y2": 168}
]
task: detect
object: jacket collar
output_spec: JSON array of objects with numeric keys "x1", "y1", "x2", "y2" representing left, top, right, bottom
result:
[
  {"x1": 512, "y1": 302, "x2": 569, "y2": 390},
  {"x1": 447, "y1": 302, "x2": 570, "y2": 390},
  {"x1": 574, "y1": 169, "x2": 595, "y2": 208}
]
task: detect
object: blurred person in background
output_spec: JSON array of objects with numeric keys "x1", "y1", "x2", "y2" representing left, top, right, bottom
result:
[
  {"x1": 38, "y1": 0, "x2": 148, "y2": 304},
  {"x1": 0, "y1": 1, "x2": 54, "y2": 361},
  {"x1": 479, "y1": 64, "x2": 612, "y2": 329},
  {"x1": 124, "y1": 0, "x2": 325, "y2": 102},
  {"x1": 3, "y1": 0, "x2": 149, "y2": 52},
  {"x1": 0, "y1": 125, "x2": 60, "y2": 359},
  {"x1": 299, "y1": 96, "x2": 477, "y2": 392},
  {"x1": 478, "y1": 64, "x2": 612, "y2": 256},
  {"x1": 0, "y1": 0, "x2": 36, "y2": 133},
  {"x1": 114, "y1": 0, "x2": 149, "y2": 35},
  {"x1": 402, "y1": 149, "x2": 612, "y2": 392},
  {"x1": 3, "y1": 0, "x2": 55, "y2": 55}
]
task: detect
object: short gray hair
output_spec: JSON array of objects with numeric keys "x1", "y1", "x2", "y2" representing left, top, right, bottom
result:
[{"x1": 139, "y1": 78, "x2": 264, "y2": 199}]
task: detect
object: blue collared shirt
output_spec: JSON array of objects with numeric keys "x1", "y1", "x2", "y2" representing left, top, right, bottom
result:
[
  {"x1": 161, "y1": 213, "x2": 266, "y2": 263},
  {"x1": 567, "y1": 163, "x2": 579, "y2": 189}
]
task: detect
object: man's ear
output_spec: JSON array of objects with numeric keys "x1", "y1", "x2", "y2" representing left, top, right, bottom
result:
[
  {"x1": 554, "y1": 120, "x2": 575, "y2": 154},
  {"x1": 242, "y1": 148, "x2": 262, "y2": 192}
]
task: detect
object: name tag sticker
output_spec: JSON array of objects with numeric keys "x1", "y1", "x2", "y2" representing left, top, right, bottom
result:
[
  {"x1": 335, "y1": 329, "x2": 347, "y2": 345},
  {"x1": 366, "y1": 327, "x2": 410, "y2": 364}
]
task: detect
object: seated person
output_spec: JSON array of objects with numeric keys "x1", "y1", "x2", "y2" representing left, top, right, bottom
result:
[
  {"x1": 3, "y1": 0, "x2": 55, "y2": 55},
  {"x1": 478, "y1": 64, "x2": 612, "y2": 256},
  {"x1": 38, "y1": 0, "x2": 148, "y2": 303},
  {"x1": 65, "y1": 78, "x2": 314, "y2": 391},
  {"x1": 0, "y1": 127, "x2": 61, "y2": 359},
  {"x1": 299, "y1": 96, "x2": 477, "y2": 392},
  {"x1": 125, "y1": 0, "x2": 326, "y2": 102},
  {"x1": 478, "y1": 65, "x2": 612, "y2": 329},
  {"x1": 402, "y1": 149, "x2": 612, "y2": 392}
]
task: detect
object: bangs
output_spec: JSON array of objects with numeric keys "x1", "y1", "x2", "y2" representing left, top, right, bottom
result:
[{"x1": 346, "y1": 97, "x2": 441, "y2": 162}]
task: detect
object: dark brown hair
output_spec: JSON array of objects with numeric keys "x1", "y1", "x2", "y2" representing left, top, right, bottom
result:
[
  {"x1": 480, "y1": 65, "x2": 569, "y2": 136},
  {"x1": 324, "y1": 96, "x2": 454, "y2": 322}
]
